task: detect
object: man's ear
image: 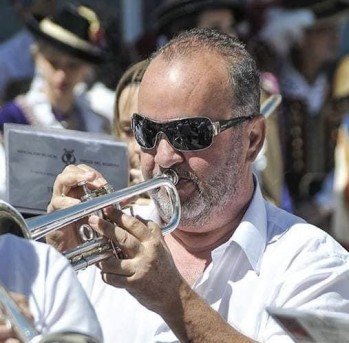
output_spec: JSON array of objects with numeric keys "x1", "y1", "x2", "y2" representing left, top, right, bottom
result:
[{"x1": 246, "y1": 115, "x2": 266, "y2": 162}]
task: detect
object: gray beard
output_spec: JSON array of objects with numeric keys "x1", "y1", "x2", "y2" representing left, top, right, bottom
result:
[{"x1": 151, "y1": 131, "x2": 244, "y2": 228}]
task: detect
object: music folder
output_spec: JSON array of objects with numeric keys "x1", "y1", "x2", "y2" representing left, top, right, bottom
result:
[
  {"x1": 267, "y1": 306, "x2": 349, "y2": 343},
  {"x1": 4, "y1": 124, "x2": 129, "y2": 214}
]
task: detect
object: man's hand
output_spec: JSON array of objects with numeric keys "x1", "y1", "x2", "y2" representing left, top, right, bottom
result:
[
  {"x1": 89, "y1": 206, "x2": 183, "y2": 314},
  {"x1": 46, "y1": 164, "x2": 108, "y2": 252}
]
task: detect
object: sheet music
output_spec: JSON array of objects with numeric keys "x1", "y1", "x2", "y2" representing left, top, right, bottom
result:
[
  {"x1": 267, "y1": 306, "x2": 349, "y2": 343},
  {"x1": 4, "y1": 124, "x2": 129, "y2": 214}
]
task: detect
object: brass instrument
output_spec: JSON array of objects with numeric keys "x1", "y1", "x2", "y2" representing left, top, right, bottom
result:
[
  {"x1": 0, "y1": 170, "x2": 181, "y2": 271},
  {"x1": 0, "y1": 281, "x2": 99, "y2": 342}
]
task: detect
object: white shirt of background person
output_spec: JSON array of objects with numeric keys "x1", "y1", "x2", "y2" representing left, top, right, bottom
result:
[{"x1": 0, "y1": 233, "x2": 103, "y2": 341}]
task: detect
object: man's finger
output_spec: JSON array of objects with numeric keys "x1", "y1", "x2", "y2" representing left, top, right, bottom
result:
[
  {"x1": 98, "y1": 257, "x2": 135, "y2": 277},
  {"x1": 88, "y1": 215, "x2": 141, "y2": 258},
  {"x1": 100, "y1": 207, "x2": 159, "y2": 241}
]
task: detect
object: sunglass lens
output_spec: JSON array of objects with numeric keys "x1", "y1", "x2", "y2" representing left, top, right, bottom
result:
[
  {"x1": 173, "y1": 118, "x2": 214, "y2": 150},
  {"x1": 132, "y1": 114, "x2": 215, "y2": 151},
  {"x1": 132, "y1": 114, "x2": 158, "y2": 149}
]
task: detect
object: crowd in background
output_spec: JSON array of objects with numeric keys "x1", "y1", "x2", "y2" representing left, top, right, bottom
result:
[
  {"x1": 1, "y1": 1, "x2": 349, "y2": 342},
  {"x1": 0, "y1": 0, "x2": 349, "y2": 246}
]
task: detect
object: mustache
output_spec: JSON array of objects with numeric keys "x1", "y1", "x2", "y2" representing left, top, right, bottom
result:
[{"x1": 161, "y1": 167, "x2": 199, "y2": 184}]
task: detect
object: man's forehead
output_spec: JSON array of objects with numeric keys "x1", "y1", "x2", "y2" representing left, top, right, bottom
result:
[
  {"x1": 143, "y1": 51, "x2": 223, "y2": 83},
  {"x1": 141, "y1": 52, "x2": 230, "y2": 94},
  {"x1": 138, "y1": 56, "x2": 232, "y2": 118},
  {"x1": 140, "y1": 57, "x2": 186, "y2": 94}
]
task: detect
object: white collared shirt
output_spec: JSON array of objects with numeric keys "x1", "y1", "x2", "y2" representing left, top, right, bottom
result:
[{"x1": 78, "y1": 182, "x2": 349, "y2": 343}]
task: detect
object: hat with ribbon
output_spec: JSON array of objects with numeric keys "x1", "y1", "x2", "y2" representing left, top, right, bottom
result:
[
  {"x1": 26, "y1": 3, "x2": 106, "y2": 64},
  {"x1": 155, "y1": 0, "x2": 246, "y2": 36}
]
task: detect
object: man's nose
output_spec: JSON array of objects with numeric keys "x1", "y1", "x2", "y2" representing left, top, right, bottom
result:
[{"x1": 153, "y1": 133, "x2": 184, "y2": 168}]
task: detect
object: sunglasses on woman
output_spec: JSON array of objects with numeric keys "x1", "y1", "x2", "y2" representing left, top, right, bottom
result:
[{"x1": 131, "y1": 113, "x2": 256, "y2": 152}]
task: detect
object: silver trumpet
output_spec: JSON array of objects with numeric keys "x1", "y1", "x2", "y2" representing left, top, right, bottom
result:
[
  {"x1": 0, "y1": 169, "x2": 181, "y2": 271},
  {"x1": 0, "y1": 281, "x2": 100, "y2": 343}
]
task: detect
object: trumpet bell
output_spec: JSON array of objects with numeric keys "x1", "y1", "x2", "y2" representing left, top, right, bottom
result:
[{"x1": 0, "y1": 200, "x2": 29, "y2": 238}]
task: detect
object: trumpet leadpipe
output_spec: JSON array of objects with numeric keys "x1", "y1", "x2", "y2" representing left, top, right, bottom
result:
[{"x1": 26, "y1": 169, "x2": 180, "y2": 240}]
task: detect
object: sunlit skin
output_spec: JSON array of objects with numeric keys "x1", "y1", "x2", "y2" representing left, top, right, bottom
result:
[
  {"x1": 35, "y1": 45, "x2": 91, "y2": 114},
  {"x1": 197, "y1": 8, "x2": 237, "y2": 37}
]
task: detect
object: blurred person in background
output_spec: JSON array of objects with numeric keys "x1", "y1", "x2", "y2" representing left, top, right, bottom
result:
[
  {"x1": 83, "y1": 12, "x2": 133, "y2": 128},
  {"x1": 154, "y1": 0, "x2": 246, "y2": 44},
  {"x1": 0, "y1": 3, "x2": 109, "y2": 200},
  {"x1": 133, "y1": 0, "x2": 247, "y2": 61},
  {"x1": 0, "y1": 233, "x2": 103, "y2": 342},
  {"x1": 0, "y1": 3, "x2": 108, "y2": 132},
  {"x1": 113, "y1": 59, "x2": 149, "y2": 188},
  {"x1": 0, "y1": 0, "x2": 57, "y2": 104},
  {"x1": 259, "y1": 0, "x2": 349, "y2": 230}
]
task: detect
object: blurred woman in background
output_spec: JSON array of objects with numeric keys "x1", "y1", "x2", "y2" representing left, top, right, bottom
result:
[{"x1": 113, "y1": 59, "x2": 148, "y2": 188}]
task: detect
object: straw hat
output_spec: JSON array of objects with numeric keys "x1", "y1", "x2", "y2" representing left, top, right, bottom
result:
[{"x1": 26, "y1": 3, "x2": 106, "y2": 64}]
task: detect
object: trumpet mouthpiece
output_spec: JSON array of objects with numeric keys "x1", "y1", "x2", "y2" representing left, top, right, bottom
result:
[{"x1": 163, "y1": 169, "x2": 179, "y2": 185}]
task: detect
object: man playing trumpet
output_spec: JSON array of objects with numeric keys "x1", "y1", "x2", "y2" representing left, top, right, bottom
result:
[{"x1": 48, "y1": 28, "x2": 349, "y2": 343}]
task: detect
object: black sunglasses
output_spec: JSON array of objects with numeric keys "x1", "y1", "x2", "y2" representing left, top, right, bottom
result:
[{"x1": 131, "y1": 113, "x2": 256, "y2": 152}]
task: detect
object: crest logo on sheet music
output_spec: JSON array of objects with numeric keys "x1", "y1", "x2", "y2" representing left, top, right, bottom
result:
[{"x1": 62, "y1": 149, "x2": 76, "y2": 165}]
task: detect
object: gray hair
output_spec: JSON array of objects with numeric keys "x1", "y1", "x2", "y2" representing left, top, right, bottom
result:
[{"x1": 150, "y1": 28, "x2": 260, "y2": 118}]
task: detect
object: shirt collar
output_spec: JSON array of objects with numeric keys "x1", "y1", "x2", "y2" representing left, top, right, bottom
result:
[
  {"x1": 137, "y1": 179, "x2": 268, "y2": 273},
  {"x1": 214, "y1": 180, "x2": 267, "y2": 274}
]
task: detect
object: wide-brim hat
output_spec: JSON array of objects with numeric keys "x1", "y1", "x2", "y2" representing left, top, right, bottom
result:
[
  {"x1": 155, "y1": 0, "x2": 246, "y2": 35},
  {"x1": 26, "y1": 3, "x2": 106, "y2": 64},
  {"x1": 282, "y1": 0, "x2": 349, "y2": 27}
]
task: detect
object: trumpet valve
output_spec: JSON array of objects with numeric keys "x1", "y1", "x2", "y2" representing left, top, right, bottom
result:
[{"x1": 78, "y1": 182, "x2": 115, "y2": 242}]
